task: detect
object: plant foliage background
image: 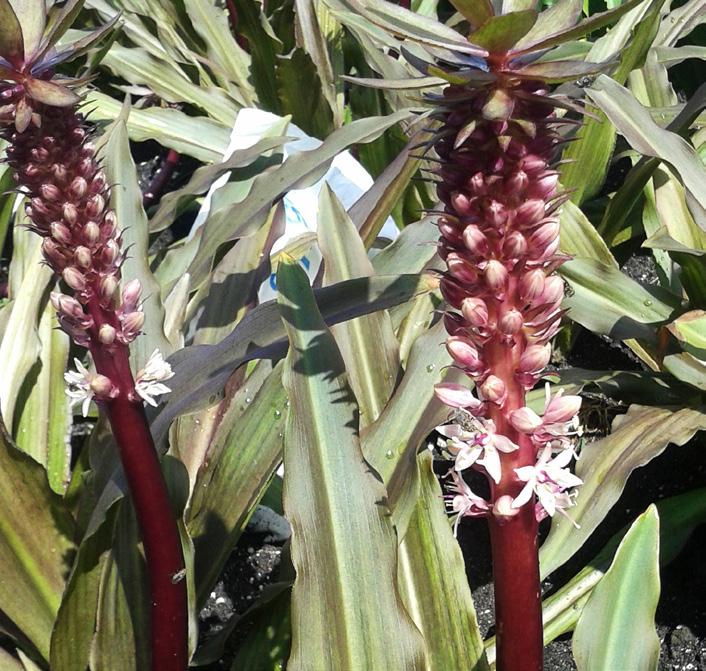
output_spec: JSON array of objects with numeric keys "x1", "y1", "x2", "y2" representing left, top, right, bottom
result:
[{"x1": 0, "y1": 0, "x2": 705, "y2": 669}]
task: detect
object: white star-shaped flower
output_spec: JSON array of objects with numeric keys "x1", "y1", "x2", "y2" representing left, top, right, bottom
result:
[{"x1": 135, "y1": 349, "x2": 174, "y2": 407}]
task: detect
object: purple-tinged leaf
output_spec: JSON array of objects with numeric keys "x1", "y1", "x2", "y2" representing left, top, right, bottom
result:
[
  {"x1": 513, "y1": 59, "x2": 609, "y2": 83},
  {"x1": 447, "y1": 0, "x2": 494, "y2": 30},
  {"x1": 10, "y1": 0, "x2": 45, "y2": 58},
  {"x1": 516, "y1": 0, "x2": 582, "y2": 49},
  {"x1": 341, "y1": 74, "x2": 444, "y2": 90},
  {"x1": 0, "y1": 0, "x2": 24, "y2": 64},
  {"x1": 468, "y1": 10, "x2": 538, "y2": 53},
  {"x1": 513, "y1": 0, "x2": 643, "y2": 55},
  {"x1": 24, "y1": 77, "x2": 80, "y2": 106},
  {"x1": 34, "y1": 0, "x2": 83, "y2": 62}
]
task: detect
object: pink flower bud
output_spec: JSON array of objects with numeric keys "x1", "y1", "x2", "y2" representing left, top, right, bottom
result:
[
  {"x1": 30, "y1": 197, "x2": 51, "y2": 220},
  {"x1": 509, "y1": 407, "x2": 543, "y2": 433},
  {"x1": 98, "y1": 324, "x2": 117, "y2": 345},
  {"x1": 519, "y1": 343, "x2": 551, "y2": 373},
  {"x1": 451, "y1": 192, "x2": 473, "y2": 217},
  {"x1": 485, "y1": 200, "x2": 508, "y2": 228},
  {"x1": 447, "y1": 253, "x2": 478, "y2": 284},
  {"x1": 439, "y1": 218, "x2": 462, "y2": 245},
  {"x1": 51, "y1": 292, "x2": 85, "y2": 320},
  {"x1": 89, "y1": 374, "x2": 116, "y2": 398},
  {"x1": 51, "y1": 163, "x2": 68, "y2": 184},
  {"x1": 69, "y1": 176, "x2": 88, "y2": 199},
  {"x1": 498, "y1": 308, "x2": 523, "y2": 335},
  {"x1": 543, "y1": 394, "x2": 582, "y2": 424},
  {"x1": 437, "y1": 240, "x2": 452, "y2": 261},
  {"x1": 74, "y1": 246, "x2": 92, "y2": 269},
  {"x1": 101, "y1": 239, "x2": 120, "y2": 266},
  {"x1": 502, "y1": 231, "x2": 527, "y2": 258},
  {"x1": 528, "y1": 220, "x2": 560, "y2": 258},
  {"x1": 440, "y1": 277, "x2": 469, "y2": 309},
  {"x1": 434, "y1": 383, "x2": 480, "y2": 410},
  {"x1": 521, "y1": 155, "x2": 546, "y2": 175},
  {"x1": 520, "y1": 269, "x2": 545, "y2": 301},
  {"x1": 62, "y1": 202, "x2": 78, "y2": 225},
  {"x1": 83, "y1": 222, "x2": 101, "y2": 244},
  {"x1": 537, "y1": 275, "x2": 564, "y2": 306},
  {"x1": 100, "y1": 275, "x2": 118, "y2": 305},
  {"x1": 121, "y1": 278, "x2": 142, "y2": 311},
  {"x1": 505, "y1": 170, "x2": 528, "y2": 193},
  {"x1": 527, "y1": 172, "x2": 559, "y2": 200},
  {"x1": 515, "y1": 199, "x2": 545, "y2": 227},
  {"x1": 42, "y1": 238, "x2": 68, "y2": 268},
  {"x1": 479, "y1": 375, "x2": 506, "y2": 405},
  {"x1": 121, "y1": 310, "x2": 145, "y2": 335},
  {"x1": 461, "y1": 297, "x2": 489, "y2": 328},
  {"x1": 50, "y1": 222, "x2": 72, "y2": 245},
  {"x1": 102, "y1": 211, "x2": 118, "y2": 239},
  {"x1": 39, "y1": 183, "x2": 61, "y2": 202},
  {"x1": 462, "y1": 225, "x2": 488, "y2": 256},
  {"x1": 62, "y1": 266, "x2": 86, "y2": 291},
  {"x1": 443, "y1": 311, "x2": 466, "y2": 336},
  {"x1": 86, "y1": 194, "x2": 105, "y2": 219},
  {"x1": 484, "y1": 260, "x2": 508, "y2": 292},
  {"x1": 446, "y1": 337, "x2": 484, "y2": 373},
  {"x1": 468, "y1": 172, "x2": 486, "y2": 196},
  {"x1": 90, "y1": 171, "x2": 107, "y2": 194}
]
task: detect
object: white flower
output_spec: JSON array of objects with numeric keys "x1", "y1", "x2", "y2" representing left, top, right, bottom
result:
[
  {"x1": 445, "y1": 471, "x2": 491, "y2": 535},
  {"x1": 437, "y1": 416, "x2": 518, "y2": 484},
  {"x1": 135, "y1": 349, "x2": 174, "y2": 407},
  {"x1": 65, "y1": 358, "x2": 115, "y2": 416},
  {"x1": 513, "y1": 446, "x2": 582, "y2": 522}
]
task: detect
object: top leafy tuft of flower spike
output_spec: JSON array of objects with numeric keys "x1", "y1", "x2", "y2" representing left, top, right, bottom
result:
[{"x1": 0, "y1": 0, "x2": 117, "y2": 131}]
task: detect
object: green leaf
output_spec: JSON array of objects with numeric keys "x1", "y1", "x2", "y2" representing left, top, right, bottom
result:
[
  {"x1": 0, "y1": 415, "x2": 74, "y2": 662},
  {"x1": 187, "y1": 363, "x2": 286, "y2": 606},
  {"x1": 667, "y1": 310, "x2": 706, "y2": 359},
  {"x1": 278, "y1": 259, "x2": 425, "y2": 670},
  {"x1": 14, "y1": 302, "x2": 71, "y2": 494},
  {"x1": 318, "y1": 185, "x2": 400, "y2": 426},
  {"x1": 149, "y1": 272, "x2": 435, "y2": 446},
  {"x1": 9, "y1": 0, "x2": 46, "y2": 57},
  {"x1": 540, "y1": 404, "x2": 706, "y2": 577},
  {"x1": 38, "y1": 0, "x2": 83, "y2": 57},
  {"x1": 85, "y1": 91, "x2": 230, "y2": 163},
  {"x1": 398, "y1": 452, "x2": 489, "y2": 671},
  {"x1": 587, "y1": 76, "x2": 706, "y2": 229},
  {"x1": 101, "y1": 103, "x2": 172, "y2": 370},
  {"x1": 560, "y1": 258, "x2": 679, "y2": 341},
  {"x1": 559, "y1": 199, "x2": 617, "y2": 266},
  {"x1": 513, "y1": 59, "x2": 607, "y2": 82},
  {"x1": 468, "y1": 10, "x2": 538, "y2": 52},
  {"x1": 516, "y1": 0, "x2": 582, "y2": 49},
  {"x1": 0, "y1": 0, "x2": 24, "y2": 63},
  {"x1": 24, "y1": 77, "x2": 80, "y2": 106},
  {"x1": 572, "y1": 506, "x2": 660, "y2": 671},
  {"x1": 447, "y1": 0, "x2": 494, "y2": 30}
]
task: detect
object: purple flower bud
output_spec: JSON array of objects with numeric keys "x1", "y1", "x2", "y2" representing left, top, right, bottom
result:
[
  {"x1": 509, "y1": 407, "x2": 543, "y2": 433},
  {"x1": 74, "y1": 246, "x2": 92, "y2": 269},
  {"x1": 502, "y1": 231, "x2": 527, "y2": 258},
  {"x1": 498, "y1": 308, "x2": 523, "y2": 335},
  {"x1": 438, "y1": 218, "x2": 463, "y2": 245},
  {"x1": 443, "y1": 311, "x2": 466, "y2": 336},
  {"x1": 461, "y1": 297, "x2": 489, "y2": 328},
  {"x1": 98, "y1": 324, "x2": 117, "y2": 345},
  {"x1": 121, "y1": 310, "x2": 145, "y2": 335},
  {"x1": 468, "y1": 172, "x2": 486, "y2": 196},
  {"x1": 485, "y1": 200, "x2": 508, "y2": 228},
  {"x1": 462, "y1": 225, "x2": 488, "y2": 256},
  {"x1": 50, "y1": 222, "x2": 72, "y2": 245},
  {"x1": 101, "y1": 239, "x2": 120, "y2": 266},
  {"x1": 90, "y1": 171, "x2": 107, "y2": 194},
  {"x1": 51, "y1": 163, "x2": 68, "y2": 184},
  {"x1": 484, "y1": 260, "x2": 508, "y2": 292},
  {"x1": 479, "y1": 375, "x2": 506, "y2": 405},
  {"x1": 515, "y1": 199, "x2": 545, "y2": 227},
  {"x1": 121, "y1": 278, "x2": 142, "y2": 312},
  {"x1": 62, "y1": 266, "x2": 86, "y2": 291},
  {"x1": 528, "y1": 220, "x2": 560, "y2": 258},
  {"x1": 39, "y1": 183, "x2": 62, "y2": 202},
  {"x1": 519, "y1": 343, "x2": 552, "y2": 373},
  {"x1": 521, "y1": 154, "x2": 547, "y2": 175},
  {"x1": 451, "y1": 192, "x2": 473, "y2": 217},
  {"x1": 527, "y1": 172, "x2": 559, "y2": 200},
  {"x1": 42, "y1": 238, "x2": 68, "y2": 268},
  {"x1": 51, "y1": 292, "x2": 85, "y2": 320},
  {"x1": 69, "y1": 176, "x2": 88, "y2": 199},
  {"x1": 440, "y1": 277, "x2": 469, "y2": 309},
  {"x1": 447, "y1": 253, "x2": 479, "y2": 284},
  {"x1": 543, "y1": 394, "x2": 582, "y2": 424},
  {"x1": 102, "y1": 211, "x2": 118, "y2": 239},
  {"x1": 505, "y1": 170, "x2": 528, "y2": 193}
]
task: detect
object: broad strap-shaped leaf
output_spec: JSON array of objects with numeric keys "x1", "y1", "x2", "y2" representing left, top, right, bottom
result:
[
  {"x1": 559, "y1": 258, "x2": 679, "y2": 342},
  {"x1": 468, "y1": 10, "x2": 537, "y2": 53},
  {"x1": 318, "y1": 185, "x2": 400, "y2": 426},
  {"x1": 572, "y1": 506, "x2": 661, "y2": 671},
  {"x1": 447, "y1": 0, "x2": 494, "y2": 30},
  {"x1": 0, "y1": 0, "x2": 24, "y2": 62},
  {"x1": 559, "y1": 200, "x2": 616, "y2": 267},
  {"x1": 540, "y1": 404, "x2": 706, "y2": 577},
  {"x1": 101, "y1": 104, "x2": 172, "y2": 369},
  {"x1": 149, "y1": 273, "x2": 434, "y2": 446},
  {"x1": 587, "y1": 75, "x2": 706, "y2": 230},
  {"x1": 0, "y1": 415, "x2": 75, "y2": 662},
  {"x1": 278, "y1": 259, "x2": 425, "y2": 670},
  {"x1": 398, "y1": 453, "x2": 489, "y2": 671}
]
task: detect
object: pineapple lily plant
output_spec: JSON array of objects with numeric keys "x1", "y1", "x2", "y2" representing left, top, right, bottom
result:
[{"x1": 0, "y1": 0, "x2": 705, "y2": 669}]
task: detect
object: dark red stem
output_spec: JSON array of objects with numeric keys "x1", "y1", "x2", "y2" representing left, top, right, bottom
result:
[
  {"x1": 225, "y1": 0, "x2": 250, "y2": 51},
  {"x1": 143, "y1": 149, "x2": 180, "y2": 208},
  {"x1": 90, "y1": 330, "x2": 188, "y2": 670}
]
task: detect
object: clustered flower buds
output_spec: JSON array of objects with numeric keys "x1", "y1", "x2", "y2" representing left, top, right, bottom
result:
[
  {"x1": 431, "y1": 81, "x2": 582, "y2": 526},
  {"x1": 1, "y1": 76, "x2": 170, "y2": 412}
]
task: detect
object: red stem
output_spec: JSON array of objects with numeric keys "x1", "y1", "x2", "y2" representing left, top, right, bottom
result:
[
  {"x1": 143, "y1": 149, "x2": 180, "y2": 209},
  {"x1": 90, "y1": 326, "x2": 188, "y2": 670}
]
